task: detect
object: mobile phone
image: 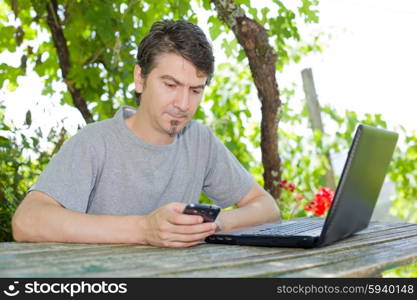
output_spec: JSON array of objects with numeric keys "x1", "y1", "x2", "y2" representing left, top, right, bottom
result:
[{"x1": 183, "y1": 203, "x2": 221, "y2": 222}]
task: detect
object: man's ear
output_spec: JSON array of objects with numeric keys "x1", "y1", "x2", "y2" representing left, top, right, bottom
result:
[{"x1": 134, "y1": 64, "x2": 144, "y2": 93}]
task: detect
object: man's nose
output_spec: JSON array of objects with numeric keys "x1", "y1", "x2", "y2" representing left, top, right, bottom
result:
[{"x1": 174, "y1": 88, "x2": 190, "y2": 112}]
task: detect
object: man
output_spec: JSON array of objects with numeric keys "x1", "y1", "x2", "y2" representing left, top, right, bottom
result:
[{"x1": 12, "y1": 20, "x2": 280, "y2": 248}]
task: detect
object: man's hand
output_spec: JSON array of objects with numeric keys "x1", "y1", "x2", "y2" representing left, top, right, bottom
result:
[{"x1": 142, "y1": 203, "x2": 217, "y2": 248}]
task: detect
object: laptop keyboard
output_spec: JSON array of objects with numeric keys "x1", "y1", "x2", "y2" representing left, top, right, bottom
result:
[{"x1": 244, "y1": 219, "x2": 324, "y2": 236}]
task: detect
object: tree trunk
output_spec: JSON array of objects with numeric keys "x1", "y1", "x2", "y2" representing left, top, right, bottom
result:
[
  {"x1": 212, "y1": 0, "x2": 282, "y2": 199},
  {"x1": 46, "y1": 0, "x2": 93, "y2": 123},
  {"x1": 301, "y1": 68, "x2": 336, "y2": 190}
]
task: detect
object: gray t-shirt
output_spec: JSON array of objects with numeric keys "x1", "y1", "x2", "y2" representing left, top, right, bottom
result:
[{"x1": 30, "y1": 106, "x2": 254, "y2": 216}]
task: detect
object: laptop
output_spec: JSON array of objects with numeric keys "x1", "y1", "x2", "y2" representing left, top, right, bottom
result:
[{"x1": 206, "y1": 124, "x2": 399, "y2": 248}]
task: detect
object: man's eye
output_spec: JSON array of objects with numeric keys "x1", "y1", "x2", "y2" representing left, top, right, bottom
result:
[
  {"x1": 192, "y1": 89, "x2": 202, "y2": 95},
  {"x1": 164, "y1": 82, "x2": 176, "y2": 88}
]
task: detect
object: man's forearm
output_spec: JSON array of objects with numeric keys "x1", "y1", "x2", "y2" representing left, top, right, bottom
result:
[
  {"x1": 13, "y1": 192, "x2": 216, "y2": 248},
  {"x1": 216, "y1": 195, "x2": 280, "y2": 232},
  {"x1": 12, "y1": 198, "x2": 146, "y2": 244}
]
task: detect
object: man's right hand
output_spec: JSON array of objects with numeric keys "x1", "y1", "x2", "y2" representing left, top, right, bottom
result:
[{"x1": 142, "y1": 202, "x2": 217, "y2": 248}]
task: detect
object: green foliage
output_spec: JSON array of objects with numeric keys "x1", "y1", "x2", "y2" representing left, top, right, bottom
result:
[
  {"x1": 0, "y1": 0, "x2": 200, "y2": 121},
  {"x1": 0, "y1": 103, "x2": 68, "y2": 241},
  {"x1": 4, "y1": 0, "x2": 322, "y2": 122},
  {"x1": 298, "y1": 0, "x2": 320, "y2": 23},
  {"x1": 0, "y1": 63, "x2": 25, "y2": 91},
  {"x1": 389, "y1": 132, "x2": 417, "y2": 222},
  {"x1": 204, "y1": 0, "x2": 322, "y2": 69},
  {"x1": 382, "y1": 263, "x2": 417, "y2": 278},
  {"x1": 277, "y1": 89, "x2": 417, "y2": 224},
  {"x1": 195, "y1": 61, "x2": 263, "y2": 205},
  {"x1": 0, "y1": 0, "x2": 322, "y2": 123},
  {"x1": 197, "y1": 62, "x2": 260, "y2": 174},
  {"x1": 278, "y1": 89, "x2": 331, "y2": 219}
]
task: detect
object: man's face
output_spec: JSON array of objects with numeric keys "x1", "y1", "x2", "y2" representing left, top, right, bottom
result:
[{"x1": 134, "y1": 53, "x2": 207, "y2": 137}]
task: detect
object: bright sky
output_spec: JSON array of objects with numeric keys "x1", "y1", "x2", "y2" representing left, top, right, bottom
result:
[
  {"x1": 1, "y1": 0, "x2": 417, "y2": 141},
  {"x1": 291, "y1": 0, "x2": 417, "y2": 132}
]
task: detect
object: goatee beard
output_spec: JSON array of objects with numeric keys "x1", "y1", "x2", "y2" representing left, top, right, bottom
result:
[{"x1": 168, "y1": 120, "x2": 180, "y2": 137}]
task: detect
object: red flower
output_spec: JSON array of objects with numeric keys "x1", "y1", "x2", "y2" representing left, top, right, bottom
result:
[
  {"x1": 279, "y1": 180, "x2": 288, "y2": 189},
  {"x1": 279, "y1": 180, "x2": 297, "y2": 192},
  {"x1": 304, "y1": 187, "x2": 335, "y2": 216}
]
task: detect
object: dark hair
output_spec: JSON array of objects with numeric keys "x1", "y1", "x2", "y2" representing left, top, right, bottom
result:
[{"x1": 135, "y1": 19, "x2": 215, "y2": 104}]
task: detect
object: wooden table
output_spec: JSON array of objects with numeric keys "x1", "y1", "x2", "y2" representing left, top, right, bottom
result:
[{"x1": 1, "y1": 221, "x2": 416, "y2": 278}]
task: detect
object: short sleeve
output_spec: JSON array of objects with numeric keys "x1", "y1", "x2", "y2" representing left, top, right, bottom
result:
[
  {"x1": 29, "y1": 128, "x2": 102, "y2": 213},
  {"x1": 202, "y1": 128, "x2": 254, "y2": 208}
]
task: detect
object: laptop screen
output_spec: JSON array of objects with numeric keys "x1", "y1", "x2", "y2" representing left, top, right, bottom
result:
[{"x1": 318, "y1": 124, "x2": 398, "y2": 246}]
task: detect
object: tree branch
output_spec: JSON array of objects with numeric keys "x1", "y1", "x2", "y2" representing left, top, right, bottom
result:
[
  {"x1": 82, "y1": 48, "x2": 105, "y2": 67},
  {"x1": 46, "y1": 0, "x2": 93, "y2": 123}
]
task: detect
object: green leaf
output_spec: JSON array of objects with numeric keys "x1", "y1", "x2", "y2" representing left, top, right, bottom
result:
[
  {"x1": 235, "y1": 0, "x2": 251, "y2": 7},
  {"x1": 298, "y1": 0, "x2": 320, "y2": 23},
  {"x1": 0, "y1": 25, "x2": 17, "y2": 52},
  {"x1": 208, "y1": 16, "x2": 222, "y2": 40},
  {"x1": 406, "y1": 145, "x2": 417, "y2": 159},
  {"x1": 30, "y1": 0, "x2": 46, "y2": 16},
  {"x1": 202, "y1": 0, "x2": 211, "y2": 10}
]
